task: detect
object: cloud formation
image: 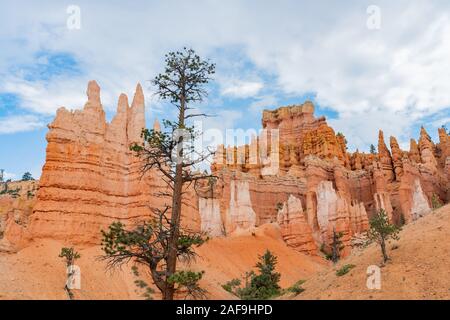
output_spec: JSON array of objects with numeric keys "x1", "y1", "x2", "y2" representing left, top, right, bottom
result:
[
  {"x1": 3, "y1": 172, "x2": 17, "y2": 180},
  {"x1": 0, "y1": 0, "x2": 449, "y2": 151},
  {"x1": 221, "y1": 80, "x2": 263, "y2": 98},
  {"x1": 0, "y1": 115, "x2": 45, "y2": 134}
]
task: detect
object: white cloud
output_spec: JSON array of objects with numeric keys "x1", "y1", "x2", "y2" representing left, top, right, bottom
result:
[
  {"x1": 431, "y1": 117, "x2": 450, "y2": 129},
  {"x1": 329, "y1": 110, "x2": 414, "y2": 152},
  {"x1": 0, "y1": 0, "x2": 449, "y2": 148},
  {"x1": 1, "y1": 77, "x2": 87, "y2": 115},
  {"x1": 201, "y1": 109, "x2": 244, "y2": 154},
  {"x1": 249, "y1": 95, "x2": 278, "y2": 113},
  {"x1": 3, "y1": 172, "x2": 17, "y2": 180},
  {"x1": 0, "y1": 115, "x2": 45, "y2": 134},
  {"x1": 221, "y1": 80, "x2": 264, "y2": 98}
]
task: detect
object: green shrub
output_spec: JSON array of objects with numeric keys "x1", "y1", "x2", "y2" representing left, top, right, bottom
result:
[
  {"x1": 222, "y1": 278, "x2": 241, "y2": 294},
  {"x1": 398, "y1": 213, "x2": 406, "y2": 226},
  {"x1": 131, "y1": 266, "x2": 155, "y2": 300},
  {"x1": 168, "y1": 270, "x2": 207, "y2": 300},
  {"x1": 276, "y1": 202, "x2": 284, "y2": 211},
  {"x1": 320, "y1": 243, "x2": 333, "y2": 261},
  {"x1": 59, "y1": 247, "x2": 80, "y2": 266},
  {"x1": 368, "y1": 209, "x2": 401, "y2": 262},
  {"x1": 336, "y1": 264, "x2": 355, "y2": 276},
  {"x1": 285, "y1": 280, "x2": 306, "y2": 295},
  {"x1": 431, "y1": 194, "x2": 442, "y2": 210},
  {"x1": 222, "y1": 250, "x2": 281, "y2": 300},
  {"x1": 21, "y1": 172, "x2": 34, "y2": 181}
]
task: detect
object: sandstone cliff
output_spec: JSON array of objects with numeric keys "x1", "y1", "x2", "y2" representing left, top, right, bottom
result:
[
  {"x1": 202, "y1": 102, "x2": 449, "y2": 257},
  {"x1": 0, "y1": 180, "x2": 38, "y2": 251},
  {"x1": 2, "y1": 85, "x2": 448, "y2": 260},
  {"x1": 1, "y1": 81, "x2": 200, "y2": 251}
]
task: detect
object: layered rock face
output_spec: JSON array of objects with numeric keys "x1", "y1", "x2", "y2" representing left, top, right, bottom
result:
[
  {"x1": 277, "y1": 195, "x2": 317, "y2": 255},
  {"x1": 28, "y1": 81, "x2": 165, "y2": 244},
  {"x1": 2, "y1": 81, "x2": 199, "y2": 249},
  {"x1": 202, "y1": 102, "x2": 449, "y2": 256},
  {"x1": 2, "y1": 85, "x2": 448, "y2": 258},
  {"x1": 0, "y1": 181, "x2": 38, "y2": 251}
]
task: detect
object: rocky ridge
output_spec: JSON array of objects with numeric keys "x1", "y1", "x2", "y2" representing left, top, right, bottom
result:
[
  {"x1": 1, "y1": 82, "x2": 448, "y2": 259},
  {"x1": 201, "y1": 102, "x2": 449, "y2": 256}
]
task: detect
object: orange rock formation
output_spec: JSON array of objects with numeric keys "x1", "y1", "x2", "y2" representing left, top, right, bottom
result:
[
  {"x1": 1, "y1": 81, "x2": 199, "y2": 251},
  {"x1": 1, "y1": 84, "x2": 448, "y2": 260},
  {"x1": 203, "y1": 102, "x2": 449, "y2": 256}
]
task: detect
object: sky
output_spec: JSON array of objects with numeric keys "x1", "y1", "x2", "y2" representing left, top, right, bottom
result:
[{"x1": 0, "y1": 0, "x2": 449, "y2": 180}]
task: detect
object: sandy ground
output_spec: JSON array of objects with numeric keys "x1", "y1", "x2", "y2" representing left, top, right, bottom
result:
[
  {"x1": 193, "y1": 223, "x2": 327, "y2": 298},
  {"x1": 293, "y1": 204, "x2": 450, "y2": 300},
  {"x1": 0, "y1": 223, "x2": 325, "y2": 300},
  {"x1": 1, "y1": 205, "x2": 448, "y2": 300},
  {"x1": 0, "y1": 239, "x2": 141, "y2": 300}
]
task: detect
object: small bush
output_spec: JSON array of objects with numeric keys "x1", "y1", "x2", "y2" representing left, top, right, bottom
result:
[
  {"x1": 59, "y1": 247, "x2": 81, "y2": 266},
  {"x1": 222, "y1": 250, "x2": 281, "y2": 300},
  {"x1": 336, "y1": 264, "x2": 355, "y2": 276},
  {"x1": 131, "y1": 266, "x2": 155, "y2": 300},
  {"x1": 368, "y1": 209, "x2": 401, "y2": 262},
  {"x1": 431, "y1": 194, "x2": 442, "y2": 210},
  {"x1": 285, "y1": 280, "x2": 306, "y2": 295},
  {"x1": 1, "y1": 187, "x2": 21, "y2": 198},
  {"x1": 276, "y1": 202, "x2": 284, "y2": 211},
  {"x1": 222, "y1": 278, "x2": 241, "y2": 294},
  {"x1": 398, "y1": 213, "x2": 406, "y2": 226},
  {"x1": 59, "y1": 247, "x2": 81, "y2": 300},
  {"x1": 168, "y1": 270, "x2": 207, "y2": 300},
  {"x1": 320, "y1": 243, "x2": 333, "y2": 261},
  {"x1": 21, "y1": 172, "x2": 34, "y2": 181}
]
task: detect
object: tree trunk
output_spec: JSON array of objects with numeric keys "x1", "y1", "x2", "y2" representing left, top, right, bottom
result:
[
  {"x1": 331, "y1": 230, "x2": 339, "y2": 263},
  {"x1": 380, "y1": 237, "x2": 388, "y2": 263},
  {"x1": 164, "y1": 162, "x2": 183, "y2": 300},
  {"x1": 164, "y1": 94, "x2": 186, "y2": 300}
]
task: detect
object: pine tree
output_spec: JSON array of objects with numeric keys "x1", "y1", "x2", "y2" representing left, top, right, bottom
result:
[
  {"x1": 101, "y1": 221, "x2": 208, "y2": 299},
  {"x1": 238, "y1": 250, "x2": 281, "y2": 300},
  {"x1": 103, "y1": 48, "x2": 215, "y2": 300},
  {"x1": 370, "y1": 144, "x2": 376, "y2": 154},
  {"x1": 21, "y1": 172, "x2": 34, "y2": 181},
  {"x1": 331, "y1": 229, "x2": 344, "y2": 263},
  {"x1": 368, "y1": 209, "x2": 401, "y2": 263},
  {"x1": 59, "y1": 247, "x2": 81, "y2": 300}
]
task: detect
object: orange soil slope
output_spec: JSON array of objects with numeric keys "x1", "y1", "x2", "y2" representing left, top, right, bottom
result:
[
  {"x1": 293, "y1": 203, "x2": 450, "y2": 300},
  {"x1": 0, "y1": 224, "x2": 325, "y2": 300},
  {"x1": 192, "y1": 224, "x2": 327, "y2": 298}
]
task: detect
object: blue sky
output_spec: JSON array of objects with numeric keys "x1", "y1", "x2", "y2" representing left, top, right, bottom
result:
[{"x1": 1, "y1": 1, "x2": 449, "y2": 180}]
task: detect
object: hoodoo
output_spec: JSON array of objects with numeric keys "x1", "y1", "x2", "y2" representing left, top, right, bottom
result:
[
  {"x1": 0, "y1": 81, "x2": 200, "y2": 251},
  {"x1": 199, "y1": 102, "x2": 449, "y2": 256},
  {"x1": 1, "y1": 82, "x2": 448, "y2": 258}
]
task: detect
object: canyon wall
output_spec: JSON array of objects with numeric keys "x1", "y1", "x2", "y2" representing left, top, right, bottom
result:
[
  {"x1": 201, "y1": 102, "x2": 449, "y2": 256},
  {"x1": 1, "y1": 82, "x2": 448, "y2": 258},
  {"x1": 1, "y1": 81, "x2": 200, "y2": 251},
  {"x1": 0, "y1": 180, "x2": 38, "y2": 251}
]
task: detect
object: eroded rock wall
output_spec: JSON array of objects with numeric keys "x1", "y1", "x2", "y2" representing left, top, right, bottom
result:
[
  {"x1": 2, "y1": 81, "x2": 200, "y2": 250},
  {"x1": 202, "y1": 102, "x2": 448, "y2": 257},
  {"x1": 0, "y1": 180, "x2": 38, "y2": 251},
  {"x1": 3, "y1": 88, "x2": 447, "y2": 258}
]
